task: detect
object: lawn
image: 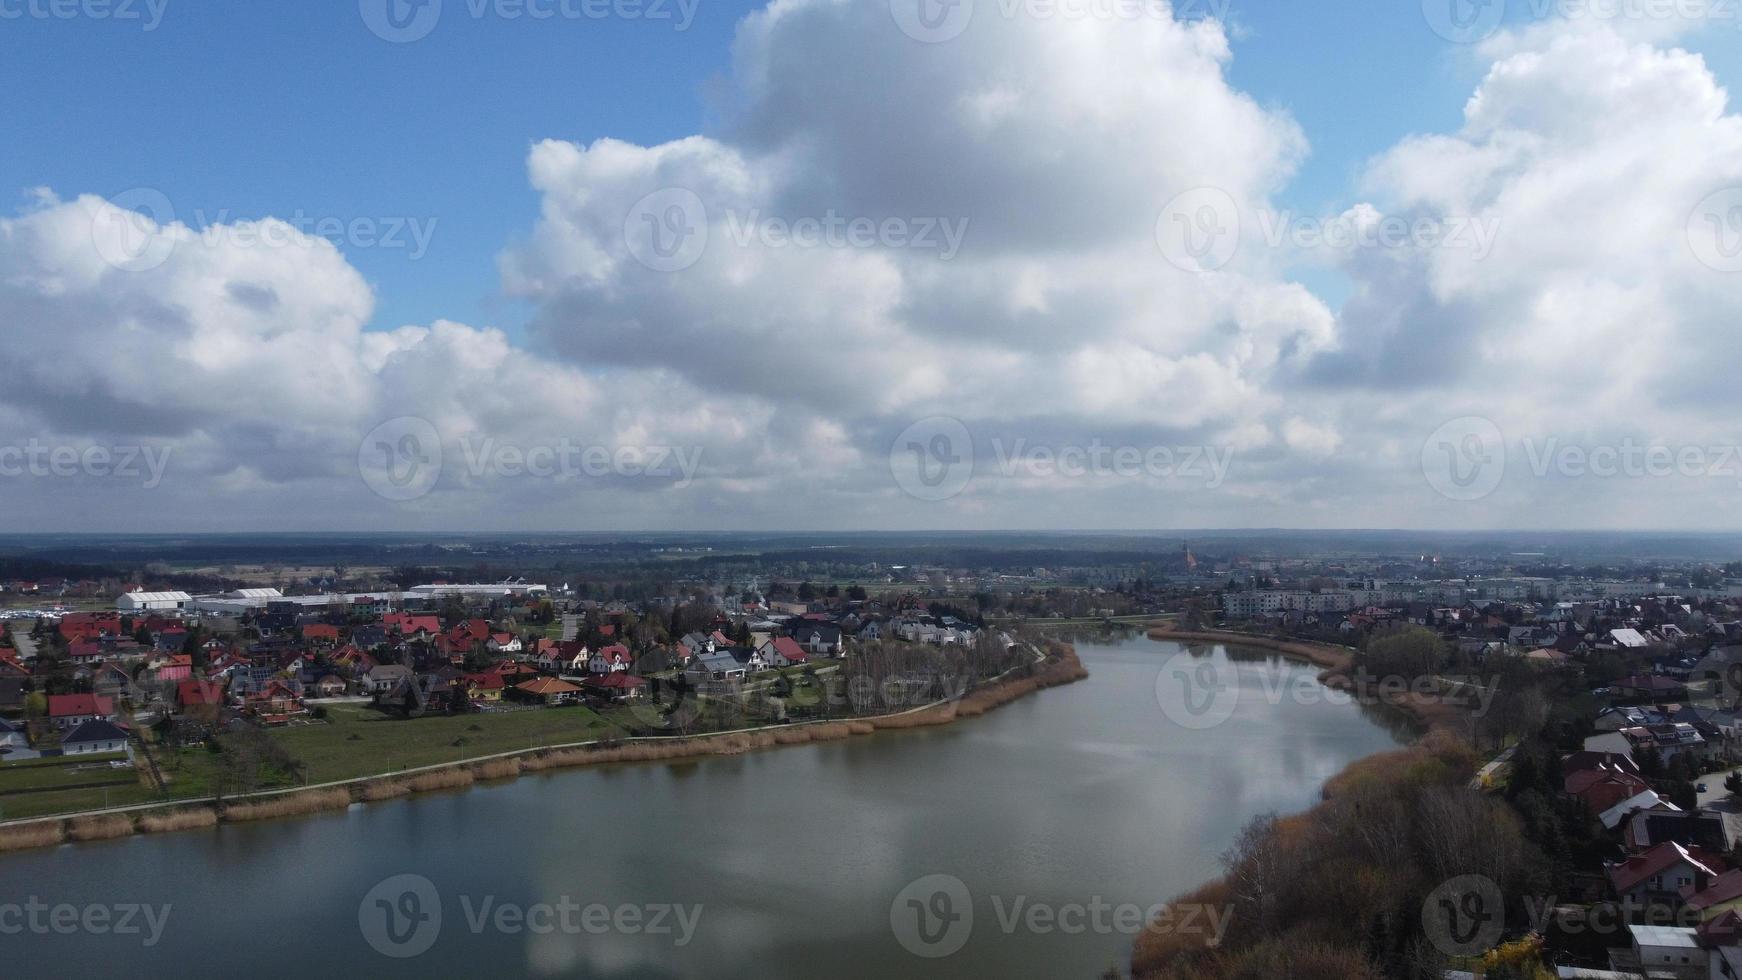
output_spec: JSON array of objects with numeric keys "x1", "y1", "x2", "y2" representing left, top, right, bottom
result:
[
  {"x1": 0, "y1": 754, "x2": 134, "y2": 793},
  {"x1": 0, "y1": 784, "x2": 163, "y2": 820},
  {"x1": 0, "y1": 754, "x2": 154, "y2": 820},
  {"x1": 268, "y1": 703, "x2": 629, "y2": 783}
]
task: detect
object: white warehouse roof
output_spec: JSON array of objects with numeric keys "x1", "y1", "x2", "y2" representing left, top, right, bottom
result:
[{"x1": 121, "y1": 591, "x2": 192, "y2": 604}]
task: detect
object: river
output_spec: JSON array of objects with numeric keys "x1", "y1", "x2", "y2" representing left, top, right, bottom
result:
[{"x1": 3, "y1": 635, "x2": 1407, "y2": 978}]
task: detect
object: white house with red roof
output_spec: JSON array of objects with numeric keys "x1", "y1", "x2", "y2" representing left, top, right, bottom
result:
[
  {"x1": 48, "y1": 692, "x2": 114, "y2": 730},
  {"x1": 589, "y1": 644, "x2": 634, "y2": 674},
  {"x1": 1608, "y1": 841, "x2": 1724, "y2": 907},
  {"x1": 758, "y1": 636, "x2": 809, "y2": 668}
]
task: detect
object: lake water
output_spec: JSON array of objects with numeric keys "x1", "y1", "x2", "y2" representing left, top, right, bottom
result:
[{"x1": 3, "y1": 636, "x2": 1406, "y2": 979}]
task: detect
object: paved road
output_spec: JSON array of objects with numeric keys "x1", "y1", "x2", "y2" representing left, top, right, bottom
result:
[{"x1": 1698, "y1": 769, "x2": 1742, "y2": 808}]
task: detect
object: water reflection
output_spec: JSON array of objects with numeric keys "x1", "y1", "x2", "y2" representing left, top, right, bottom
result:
[{"x1": 4, "y1": 635, "x2": 1404, "y2": 980}]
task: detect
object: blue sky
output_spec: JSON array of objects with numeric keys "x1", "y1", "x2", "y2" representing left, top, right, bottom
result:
[{"x1": 0, "y1": 0, "x2": 1616, "y2": 332}]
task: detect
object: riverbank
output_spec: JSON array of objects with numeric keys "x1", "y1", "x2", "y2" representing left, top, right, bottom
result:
[
  {"x1": 1132, "y1": 628, "x2": 1476, "y2": 978},
  {"x1": 0, "y1": 644, "x2": 1088, "y2": 854},
  {"x1": 1147, "y1": 627, "x2": 1468, "y2": 733}
]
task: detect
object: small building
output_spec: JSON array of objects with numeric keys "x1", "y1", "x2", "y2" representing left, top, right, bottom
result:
[
  {"x1": 62, "y1": 718, "x2": 129, "y2": 755},
  {"x1": 47, "y1": 693, "x2": 114, "y2": 730},
  {"x1": 116, "y1": 591, "x2": 192, "y2": 612},
  {"x1": 361, "y1": 664, "x2": 413, "y2": 694},
  {"x1": 1623, "y1": 923, "x2": 1705, "y2": 979},
  {"x1": 759, "y1": 636, "x2": 809, "y2": 668},
  {"x1": 581, "y1": 673, "x2": 648, "y2": 703},
  {"x1": 513, "y1": 676, "x2": 583, "y2": 706}
]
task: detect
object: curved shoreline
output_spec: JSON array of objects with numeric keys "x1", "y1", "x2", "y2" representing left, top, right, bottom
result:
[
  {"x1": 1132, "y1": 628, "x2": 1469, "y2": 977},
  {"x1": 0, "y1": 645, "x2": 1089, "y2": 853}
]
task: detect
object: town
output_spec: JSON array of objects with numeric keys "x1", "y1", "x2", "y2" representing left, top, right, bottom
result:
[{"x1": 0, "y1": 559, "x2": 1043, "y2": 822}]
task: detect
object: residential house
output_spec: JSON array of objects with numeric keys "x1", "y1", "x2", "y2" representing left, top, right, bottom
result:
[
  {"x1": 460, "y1": 672, "x2": 506, "y2": 702},
  {"x1": 678, "y1": 632, "x2": 716, "y2": 661},
  {"x1": 1623, "y1": 924, "x2": 1706, "y2": 979},
  {"x1": 789, "y1": 623, "x2": 844, "y2": 656},
  {"x1": 512, "y1": 676, "x2": 583, "y2": 706},
  {"x1": 361, "y1": 664, "x2": 413, "y2": 694},
  {"x1": 176, "y1": 679, "x2": 225, "y2": 720},
  {"x1": 686, "y1": 650, "x2": 748, "y2": 689},
  {"x1": 61, "y1": 718, "x2": 129, "y2": 755},
  {"x1": 581, "y1": 673, "x2": 648, "y2": 702},
  {"x1": 1608, "y1": 842, "x2": 1724, "y2": 909},
  {"x1": 589, "y1": 644, "x2": 634, "y2": 674},
  {"x1": 759, "y1": 636, "x2": 809, "y2": 668},
  {"x1": 1617, "y1": 674, "x2": 1689, "y2": 700},
  {"x1": 47, "y1": 693, "x2": 113, "y2": 730},
  {"x1": 1685, "y1": 869, "x2": 1742, "y2": 923}
]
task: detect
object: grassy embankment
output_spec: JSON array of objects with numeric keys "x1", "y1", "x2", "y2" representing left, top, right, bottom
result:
[{"x1": 0, "y1": 644, "x2": 1088, "y2": 852}]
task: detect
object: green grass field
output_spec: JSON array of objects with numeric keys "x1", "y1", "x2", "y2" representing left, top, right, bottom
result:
[
  {"x1": 268, "y1": 703, "x2": 629, "y2": 783},
  {"x1": 0, "y1": 754, "x2": 133, "y2": 793},
  {"x1": 0, "y1": 754, "x2": 151, "y2": 820}
]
